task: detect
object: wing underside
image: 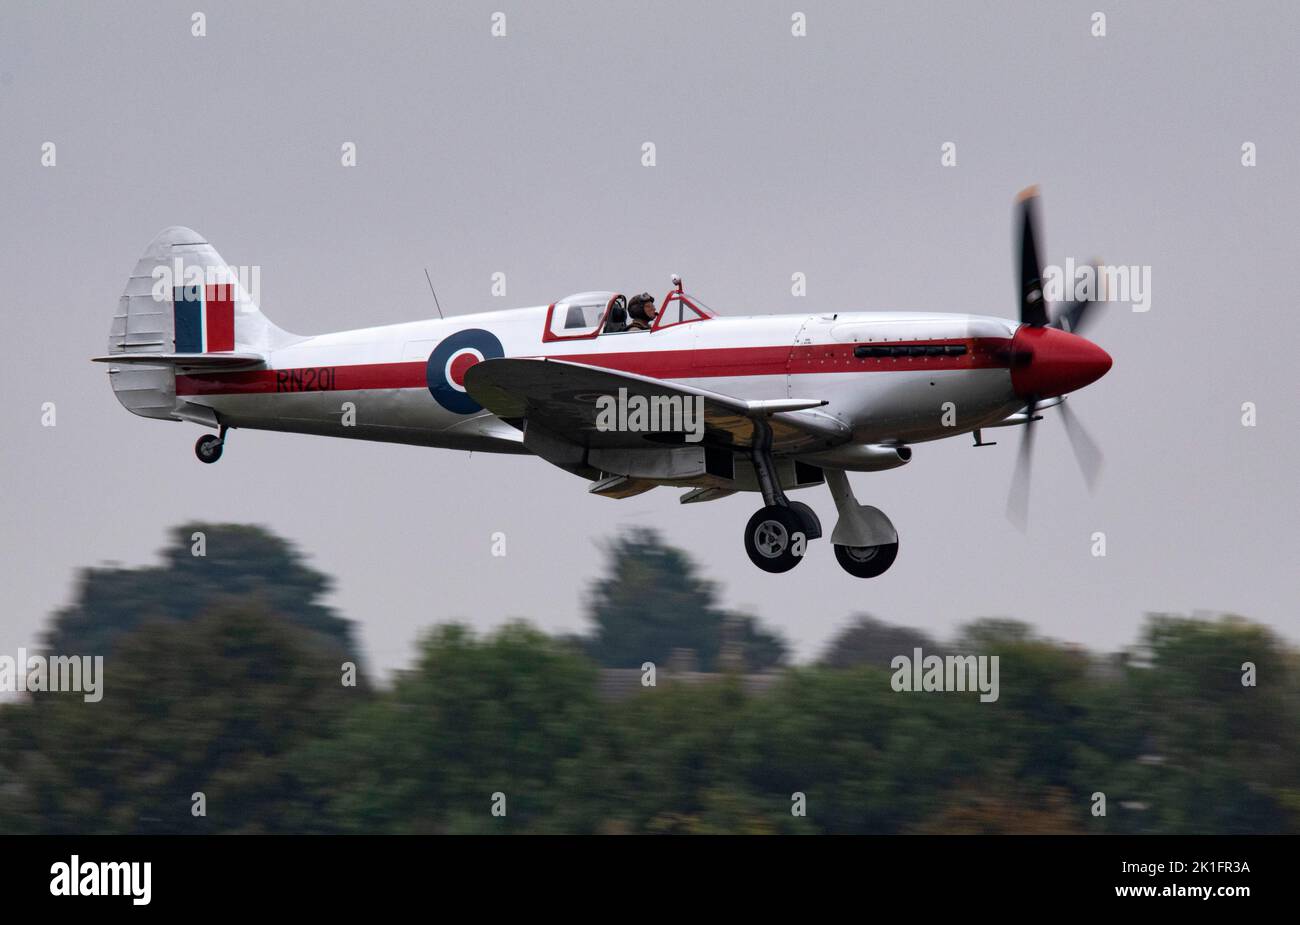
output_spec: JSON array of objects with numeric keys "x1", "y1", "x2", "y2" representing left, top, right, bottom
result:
[{"x1": 463, "y1": 356, "x2": 848, "y2": 453}]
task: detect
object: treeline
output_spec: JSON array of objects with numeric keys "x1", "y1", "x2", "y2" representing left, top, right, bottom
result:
[{"x1": 0, "y1": 524, "x2": 1295, "y2": 834}]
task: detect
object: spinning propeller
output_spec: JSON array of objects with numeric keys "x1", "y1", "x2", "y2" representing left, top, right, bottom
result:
[{"x1": 1005, "y1": 187, "x2": 1112, "y2": 528}]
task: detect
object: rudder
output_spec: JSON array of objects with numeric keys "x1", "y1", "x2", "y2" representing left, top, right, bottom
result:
[{"x1": 106, "y1": 226, "x2": 299, "y2": 420}]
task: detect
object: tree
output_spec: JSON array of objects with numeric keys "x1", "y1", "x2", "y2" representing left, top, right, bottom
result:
[
  {"x1": 44, "y1": 523, "x2": 357, "y2": 660},
  {"x1": 910, "y1": 781, "x2": 1082, "y2": 834},
  {"x1": 297, "y1": 622, "x2": 615, "y2": 833},
  {"x1": 1116, "y1": 614, "x2": 1299, "y2": 834},
  {"x1": 584, "y1": 528, "x2": 786, "y2": 672},
  {"x1": 0, "y1": 603, "x2": 358, "y2": 834},
  {"x1": 819, "y1": 614, "x2": 942, "y2": 669},
  {"x1": 952, "y1": 617, "x2": 1036, "y2": 651}
]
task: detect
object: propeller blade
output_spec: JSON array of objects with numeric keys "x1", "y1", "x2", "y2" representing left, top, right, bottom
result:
[
  {"x1": 1053, "y1": 257, "x2": 1104, "y2": 335},
  {"x1": 1017, "y1": 186, "x2": 1049, "y2": 327},
  {"x1": 1058, "y1": 399, "x2": 1104, "y2": 492},
  {"x1": 1006, "y1": 397, "x2": 1038, "y2": 529},
  {"x1": 1054, "y1": 299, "x2": 1090, "y2": 334}
]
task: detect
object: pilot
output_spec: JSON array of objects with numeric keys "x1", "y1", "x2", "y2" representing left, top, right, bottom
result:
[{"x1": 627, "y1": 293, "x2": 657, "y2": 330}]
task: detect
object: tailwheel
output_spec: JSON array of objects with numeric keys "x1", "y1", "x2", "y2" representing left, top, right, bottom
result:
[
  {"x1": 744, "y1": 505, "x2": 807, "y2": 573},
  {"x1": 195, "y1": 433, "x2": 224, "y2": 464},
  {"x1": 834, "y1": 540, "x2": 898, "y2": 578}
]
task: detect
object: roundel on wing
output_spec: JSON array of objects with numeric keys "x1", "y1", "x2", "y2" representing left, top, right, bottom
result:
[{"x1": 426, "y1": 328, "x2": 505, "y2": 414}]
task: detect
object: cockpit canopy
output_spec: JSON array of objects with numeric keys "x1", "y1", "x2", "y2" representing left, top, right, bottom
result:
[
  {"x1": 656, "y1": 291, "x2": 714, "y2": 328},
  {"x1": 546, "y1": 292, "x2": 619, "y2": 340},
  {"x1": 542, "y1": 289, "x2": 716, "y2": 342}
]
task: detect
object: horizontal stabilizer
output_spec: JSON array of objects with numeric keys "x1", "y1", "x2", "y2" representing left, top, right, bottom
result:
[{"x1": 92, "y1": 352, "x2": 266, "y2": 370}]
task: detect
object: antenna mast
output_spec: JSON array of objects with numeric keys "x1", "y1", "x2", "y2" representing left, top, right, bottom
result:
[{"x1": 423, "y1": 268, "x2": 445, "y2": 319}]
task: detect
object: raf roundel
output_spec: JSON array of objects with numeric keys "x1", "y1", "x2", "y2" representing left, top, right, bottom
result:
[{"x1": 426, "y1": 328, "x2": 505, "y2": 414}]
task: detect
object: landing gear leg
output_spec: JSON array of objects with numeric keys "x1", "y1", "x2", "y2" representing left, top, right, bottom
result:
[
  {"x1": 824, "y1": 467, "x2": 899, "y2": 578},
  {"x1": 743, "y1": 419, "x2": 809, "y2": 573},
  {"x1": 195, "y1": 424, "x2": 227, "y2": 464}
]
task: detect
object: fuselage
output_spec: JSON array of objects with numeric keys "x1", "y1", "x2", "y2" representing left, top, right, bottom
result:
[
  {"x1": 101, "y1": 203, "x2": 1112, "y2": 575},
  {"x1": 171, "y1": 303, "x2": 1029, "y2": 456}
]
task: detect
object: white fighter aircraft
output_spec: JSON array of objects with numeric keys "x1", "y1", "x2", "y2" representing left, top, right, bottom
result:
[{"x1": 94, "y1": 189, "x2": 1111, "y2": 577}]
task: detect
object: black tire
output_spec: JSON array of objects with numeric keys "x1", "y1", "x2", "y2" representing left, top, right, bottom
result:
[
  {"x1": 195, "y1": 434, "x2": 224, "y2": 464},
  {"x1": 785, "y1": 500, "x2": 822, "y2": 540},
  {"x1": 744, "y1": 505, "x2": 808, "y2": 573},
  {"x1": 834, "y1": 541, "x2": 898, "y2": 578}
]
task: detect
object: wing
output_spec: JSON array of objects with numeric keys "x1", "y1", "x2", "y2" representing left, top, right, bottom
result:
[
  {"x1": 91, "y1": 352, "x2": 266, "y2": 371},
  {"x1": 463, "y1": 356, "x2": 849, "y2": 452}
]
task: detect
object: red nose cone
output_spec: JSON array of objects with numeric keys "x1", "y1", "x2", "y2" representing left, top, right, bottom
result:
[{"x1": 1009, "y1": 326, "x2": 1112, "y2": 399}]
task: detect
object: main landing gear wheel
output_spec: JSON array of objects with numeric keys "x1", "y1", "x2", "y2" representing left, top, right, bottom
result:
[
  {"x1": 195, "y1": 433, "x2": 224, "y2": 464},
  {"x1": 744, "y1": 505, "x2": 807, "y2": 573},
  {"x1": 833, "y1": 541, "x2": 899, "y2": 578}
]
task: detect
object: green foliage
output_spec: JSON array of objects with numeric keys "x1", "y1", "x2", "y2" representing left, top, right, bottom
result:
[
  {"x1": 1115, "y1": 614, "x2": 1297, "y2": 834},
  {"x1": 584, "y1": 528, "x2": 787, "y2": 671},
  {"x1": 293, "y1": 622, "x2": 612, "y2": 833},
  {"x1": 44, "y1": 523, "x2": 357, "y2": 660},
  {"x1": 0, "y1": 603, "x2": 356, "y2": 833},
  {"x1": 819, "y1": 614, "x2": 942, "y2": 669},
  {"x1": 4, "y1": 523, "x2": 1296, "y2": 834}
]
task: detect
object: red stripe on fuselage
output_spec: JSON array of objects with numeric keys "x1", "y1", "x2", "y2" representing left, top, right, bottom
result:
[
  {"x1": 174, "y1": 337, "x2": 1013, "y2": 396},
  {"x1": 176, "y1": 362, "x2": 428, "y2": 396}
]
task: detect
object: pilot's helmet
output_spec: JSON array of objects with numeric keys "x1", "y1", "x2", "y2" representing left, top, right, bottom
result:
[{"x1": 628, "y1": 292, "x2": 655, "y2": 321}]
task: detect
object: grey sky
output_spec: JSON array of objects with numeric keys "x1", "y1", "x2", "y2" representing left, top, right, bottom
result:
[{"x1": 2, "y1": 1, "x2": 1297, "y2": 674}]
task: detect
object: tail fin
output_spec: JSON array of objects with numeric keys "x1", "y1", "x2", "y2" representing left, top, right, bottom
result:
[
  {"x1": 101, "y1": 226, "x2": 299, "y2": 420},
  {"x1": 110, "y1": 226, "x2": 295, "y2": 356}
]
